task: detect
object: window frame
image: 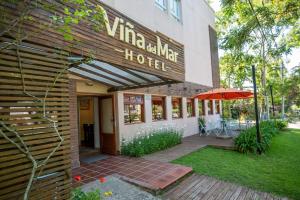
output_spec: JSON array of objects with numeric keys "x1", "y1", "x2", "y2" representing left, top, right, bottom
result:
[
  {"x1": 152, "y1": 95, "x2": 167, "y2": 121},
  {"x1": 198, "y1": 100, "x2": 205, "y2": 116},
  {"x1": 169, "y1": 0, "x2": 181, "y2": 21},
  {"x1": 155, "y1": 0, "x2": 167, "y2": 11},
  {"x1": 123, "y1": 94, "x2": 145, "y2": 125},
  {"x1": 186, "y1": 98, "x2": 195, "y2": 118},
  {"x1": 172, "y1": 97, "x2": 183, "y2": 119},
  {"x1": 207, "y1": 100, "x2": 214, "y2": 115},
  {"x1": 216, "y1": 100, "x2": 221, "y2": 114}
]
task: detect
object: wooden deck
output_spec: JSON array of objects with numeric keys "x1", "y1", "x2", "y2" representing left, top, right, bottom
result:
[{"x1": 163, "y1": 174, "x2": 288, "y2": 200}]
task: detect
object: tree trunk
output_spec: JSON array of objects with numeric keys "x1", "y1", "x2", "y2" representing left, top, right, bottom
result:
[
  {"x1": 281, "y1": 62, "x2": 285, "y2": 119},
  {"x1": 261, "y1": 36, "x2": 269, "y2": 120}
]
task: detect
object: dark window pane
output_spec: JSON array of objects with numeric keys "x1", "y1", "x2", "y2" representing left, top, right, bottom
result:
[
  {"x1": 152, "y1": 96, "x2": 166, "y2": 121},
  {"x1": 208, "y1": 100, "x2": 213, "y2": 115},
  {"x1": 172, "y1": 97, "x2": 182, "y2": 118},
  {"x1": 198, "y1": 100, "x2": 205, "y2": 115},
  {"x1": 187, "y1": 98, "x2": 195, "y2": 117},
  {"x1": 124, "y1": 94, "x2": 144, "y2": 124}
]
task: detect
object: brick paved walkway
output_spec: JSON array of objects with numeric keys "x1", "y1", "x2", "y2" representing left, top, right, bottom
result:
[
  {"x1": 72, "y1": 156, "x2": 192, "y2": 191},
  {"x1": 163, "y1": 174, "x2": 288, "y2": 200},
  {"x1": 143, "y1": 134, "x2": 234, "y2": 162}
]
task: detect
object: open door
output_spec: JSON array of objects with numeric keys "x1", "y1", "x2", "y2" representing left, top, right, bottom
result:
[{"x1": 99, "y1": 96, "x2": 117, "y2": 155}]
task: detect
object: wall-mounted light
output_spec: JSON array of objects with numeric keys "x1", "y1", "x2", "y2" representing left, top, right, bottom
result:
[{"x1": 85, "y1": 82, "x2": 94, "y2": 86}]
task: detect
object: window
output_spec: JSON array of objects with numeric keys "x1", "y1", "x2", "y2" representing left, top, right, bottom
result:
[
  {"x1": 124, "y1": 94, "x2": 144, "y2": 124},
  {"x1": 155, "y1": 0, "x2": 167, "y2": 10},
  {"x1": 172, "y1": 97, "x2": 182, "y2": 119},
  {"x1": 187, "y1": 98, "x2": 195, "y2": 117},
  {"x1": 198, "y1": 100, "x2": 205, "y2": 116},
  {"x1": 216, "y1": 100, "x2": 221, "y2": 114},
  {"x1": 207, "y1": 100, "x2": 213, "y2": 115},
  {"x1": 169, "y1": 0, "x2": 181, "y2": 20},
  {"x1": 152, "y1": 96, "x2": 166, "y2": 121}
]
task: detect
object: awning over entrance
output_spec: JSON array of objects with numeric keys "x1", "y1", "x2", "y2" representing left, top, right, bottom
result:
[
  {"x1": 69, "y1": 60, "x2": 178, "y2": 92},
  {"x1": 69, "y1": 60, "x2": 176, "y2": 91}
]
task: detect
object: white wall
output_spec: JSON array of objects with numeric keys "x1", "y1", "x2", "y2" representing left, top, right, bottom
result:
[
  {"x1": 202, "y1": 100, "x2": 222, "y2": 130},
  {"x1": 93, "y1": 97, "x2": 100, "y2": 148},
  {"x1": 116, "y1": 92, "x2": 221, "y2": 144},
  {"x1": 101, "y1": 0, "x2": 215, "y2": 87}
]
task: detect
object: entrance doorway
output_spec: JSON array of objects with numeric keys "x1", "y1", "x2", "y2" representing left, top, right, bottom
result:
[
  {"x1": 78, "y1": 95, "x2": 116, "y2": 162},
  {"x1": 99, "y1": 96, "x2": 116, "y2": 155}
]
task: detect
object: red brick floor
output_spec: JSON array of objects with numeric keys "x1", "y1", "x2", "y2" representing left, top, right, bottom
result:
[{"x1": 72, "y1": 156, "x2": 192, "y2": 191}]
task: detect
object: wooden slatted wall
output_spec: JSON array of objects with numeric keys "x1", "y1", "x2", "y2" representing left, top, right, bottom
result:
[{"x1": 0, "y1": 36, "x2": 71, "y2": 199}]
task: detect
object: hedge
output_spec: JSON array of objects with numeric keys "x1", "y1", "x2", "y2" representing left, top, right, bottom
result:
[{"x1": 234, "y1": 120, "x2": 287, "y2": 154}]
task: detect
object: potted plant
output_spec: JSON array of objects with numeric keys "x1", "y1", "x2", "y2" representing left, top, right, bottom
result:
[{"x1": 198, "y1": 117, "x2": 206, "y2": 134}]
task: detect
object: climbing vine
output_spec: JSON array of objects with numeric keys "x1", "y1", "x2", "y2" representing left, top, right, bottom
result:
[{"x1": 0, "y1": 0, "x2": 106, "y2": 199}]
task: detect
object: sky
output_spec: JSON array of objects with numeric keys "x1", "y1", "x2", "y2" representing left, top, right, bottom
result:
[{"x1": 209, "y1": 0, "x2": 300, "y2": 73}]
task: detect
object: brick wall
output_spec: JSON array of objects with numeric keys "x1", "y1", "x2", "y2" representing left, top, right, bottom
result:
[{"x1": 69, "y1": 79, "x2": 80, "y2": 168}]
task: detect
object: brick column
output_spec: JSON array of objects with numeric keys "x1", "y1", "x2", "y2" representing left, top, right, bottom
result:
[{"x1": 69, "y1": 79, "x2": 80, "y2": 168}]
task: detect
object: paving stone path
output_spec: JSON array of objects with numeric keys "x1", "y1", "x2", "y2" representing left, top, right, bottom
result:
[
  {"x1": 143, "y1": 134, "x2": 234, "y2": 162},
  {"x1": 288, "y1": 121, "x2": 300, "y2": 129},
  {"x1": 163, "y1": 174, "x2": 288, "y2": 200}
]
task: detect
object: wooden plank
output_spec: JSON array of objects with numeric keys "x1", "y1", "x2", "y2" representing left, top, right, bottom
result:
[
  {"x1": 0, "y1": 139, "x2": 70, "y2": 162},
  {"x1": 1, "y1": 48, "x2": 68, "y2": 65},
  {"x1": 0, "y1": 174, "x2": 67, "y2": 199},
  {"x1": 191, "y1": 177, "x2": 218, "y2": 200},
  {"x1": 0, "y1": 150, "x2": 70, "y2": 177},
  {"x1": 180, "y1": 176, "x2": 211, "y2": 199},
  {"x1": 0, "y1": 134, "x2": 70, "y2": 151},
  {"x1": 0, "y1": 107, "x2": 69, "y2": 113},
  {"x1": 163, "y1": 174, "x2": 200, "y2": 199},
  {"x1": 184, "y1": 177, "x2": 211, "y2": 199},
  {"x1": 0, "y1": 96, "x2": 69, "y2": 102},
  {"x1": 0, "y1": 101, "x2": 69, "y2": 107},
  {"x1": 0, "y1": 164, "x2": 70, "y2": 194},
  {"x1": 0, "y1": 155, "x2": 70, "y2": 182},
  {"x1": 0, "y1": 138, "x2": 70, "y2": 154},
  {"x1": 0, "y1": 147, "x2": 71, "y2": 169},
  {"x1": 200, "y1": 181, "x2": 224, "y2": 200},
  {"x1": 0, "y1": 53, "x2": 68, "y2": 69},
  {"x1": 229, "y1": 186, "x2": 243, "y2": 200}
]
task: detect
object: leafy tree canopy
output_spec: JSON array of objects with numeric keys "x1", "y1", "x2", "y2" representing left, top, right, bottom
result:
[{"x1": 216, "y1": 0, "x2": 300, "y2": 116}]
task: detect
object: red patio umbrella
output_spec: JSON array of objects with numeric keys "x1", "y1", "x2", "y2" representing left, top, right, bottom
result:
[
  {"x1": 194, "y1": 88, "x2": 254, "y2": 131},
  {"x1": 194, "y1": 88, "x2": 253, "y2": 100}
]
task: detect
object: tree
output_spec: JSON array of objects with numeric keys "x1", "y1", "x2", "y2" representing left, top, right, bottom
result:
[
  {"x1": 217, "y1": 0, "x2": 300, "y2": 119},
  {"x1": 283, "y1": 66, "x2": 300, "y2": 112}
]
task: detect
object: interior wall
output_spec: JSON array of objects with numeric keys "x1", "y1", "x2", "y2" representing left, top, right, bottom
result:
[
  {"x1": 76, "y1": 80, "x2": 109, "y2": 94},
  {"x1": 93, "y1": 97, "x2": 100, "y2": 148},
  {"x1": 79, "y1": 97, "x2": 94, "y2": 143}
]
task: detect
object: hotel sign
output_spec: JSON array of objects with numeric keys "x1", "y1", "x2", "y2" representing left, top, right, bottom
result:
[{"x1": 98, "y1": 4, "x2": 185, "y2": 81}]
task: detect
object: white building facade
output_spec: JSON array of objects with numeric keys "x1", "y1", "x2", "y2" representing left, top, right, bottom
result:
[{"x1": 69, "y1": 0, "x2": 221, "y2": 168}]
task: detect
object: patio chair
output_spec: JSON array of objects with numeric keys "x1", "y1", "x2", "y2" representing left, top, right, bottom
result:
[
  {"x1": 199, "y1": 120, "x2": 208, "y2": 136},
  {"x1": 205, "y1": 120, "x2": 223, "y2": 136}
]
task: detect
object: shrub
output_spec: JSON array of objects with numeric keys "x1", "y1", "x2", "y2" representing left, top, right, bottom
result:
[
  {"x1": 121, "y1": 128, "x2": 183, "y2": 157},
  {"x1": 234, "y1": 120, "x2": 280, "y2": 154},
  {"x1": 72, "y1": 188, "x2": 101, "y2": 200},
  {"x1": 273, "y1": 119, "x2": 288, "y2": 130}
]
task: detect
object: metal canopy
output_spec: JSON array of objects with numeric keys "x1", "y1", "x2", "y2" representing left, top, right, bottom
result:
[{"x1": 69, "y1": 59, "x2": 177, "y2": 91}]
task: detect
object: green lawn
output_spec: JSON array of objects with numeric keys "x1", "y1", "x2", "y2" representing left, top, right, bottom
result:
[{"x1": 172, "y1": 129, "x2": 300, "y2": 199}]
